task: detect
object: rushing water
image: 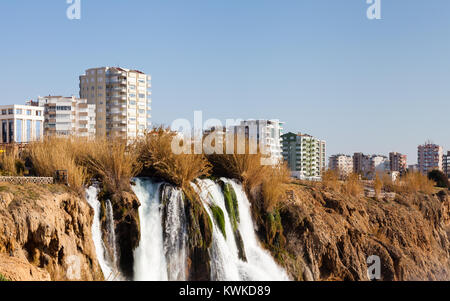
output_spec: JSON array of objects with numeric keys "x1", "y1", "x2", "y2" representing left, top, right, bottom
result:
[
  {"x1": 161, "y1": 186, "x2": 188, "y2": 281},
  {"x1": 195, "y1": 179, "x2": 290, "y2": 281},
  {"x1": 85, "y1": 186, "x2": 115, "y2": 280},
  {"x1": 132, "y1": 179, "x2": 168, "y2": 281},
  {"x1": 130, "y1": 178, "x2": 289, "y2": 281}
]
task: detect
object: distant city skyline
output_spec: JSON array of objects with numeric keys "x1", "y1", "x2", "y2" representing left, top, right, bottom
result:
[{"x1": 0, "y1": 1, "x2": 449, "y2": 164}]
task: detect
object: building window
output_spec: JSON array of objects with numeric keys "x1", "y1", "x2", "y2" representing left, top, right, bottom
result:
[
  {"x1": 16, "y1": 119, "x2": 22, "y2": 143},
  {"x1": 36, "y1": 120, "x2": 42, "y2": 140},
  {"x1": 2, "y1": 121, "x2": 7, "y2": 143},
  {"x1": 8, "y1": 120, "x2": 13, "y2": 143},
  {"x1": 16, "y1": 109, "x2": 22, "y2": 115},
  {"x1": 26, "y1": 120, "x2": 32, "y2": 142},
  {"x1": 8, "y1": 109, "x2": 13, "y2": 115}
]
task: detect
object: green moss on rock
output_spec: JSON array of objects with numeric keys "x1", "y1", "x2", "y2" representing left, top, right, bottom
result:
[
  {"x1": 209, "y1": 204, "x2": 226, "y2": 239},
  {"x1": 223, "y1": 183, "x2": 240, "y2": 231}
]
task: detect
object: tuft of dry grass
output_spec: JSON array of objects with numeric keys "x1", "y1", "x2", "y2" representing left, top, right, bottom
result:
[
  {"x1": 73, "y1": 138, "x2": 141, "y2": 193},
  {"x1": 374, "y1": 174, "x2": 383, "y2": 198},
  {"x1": 321, "y1": 169, "x2": 341, "y2": 192},
  {"x1": 343, "y1": 173, "x2": 364, "y2": 197},
  {"x1": 321, "y1": 169, "x2": 363, "y2": 197},
  {"x1": 26, "y1": 137, "x2": 88, "y2": 193},
  {"x1": 0, "y1": 148, "x2": 25, "y2": 176},
  {"x1": 137, "y1": 127, "x2": 212, "y2": 190},
  {"x1": 393, "y1": 172, "x2": 435, "y2": 194}
]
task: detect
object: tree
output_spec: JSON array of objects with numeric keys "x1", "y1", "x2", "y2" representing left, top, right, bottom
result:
[{"x1": 427, "y1": 170, "x2": 449, "y2": 188}]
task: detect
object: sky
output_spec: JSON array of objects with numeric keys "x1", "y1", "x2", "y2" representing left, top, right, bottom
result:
[{"x1": 0, "y1": 0, "x2": 449, "y2": 164}]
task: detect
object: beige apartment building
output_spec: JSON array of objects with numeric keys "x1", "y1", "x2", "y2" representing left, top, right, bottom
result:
[
  {"x1": 417, "y1": 143, "x2": 443, "y2": 174},
  {"x1": 79, "y1": 67, "x2": 152, "y2": 140},
  {"x1": 329, "y1": 154, "x2": 353, "y2": 179},
  {"x1": 0, "y1": 105, "x2": 44, "y2": 144},
  {"x1": 36, "y1": 96, "x2": 96, "y2": 138}
]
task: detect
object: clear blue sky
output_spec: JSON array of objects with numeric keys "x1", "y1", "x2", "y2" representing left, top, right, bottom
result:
[{"x1": 0, "y1": 0, "x2": 449, "y2": 164}]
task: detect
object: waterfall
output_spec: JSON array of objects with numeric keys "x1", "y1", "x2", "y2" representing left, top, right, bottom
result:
[
  {"x1": 85, "y1": 186, "x2": 115, "y2": 280},
  {"x1": 194, "y1": 180, "x2": 241, "y2": 281},
  {"x1": 132, "y1": 179, "x2": 168, "y2": 281},
  {"x1": 226, "y1": 179, "x2": 290, "y2": 281},
  {"x1": 130, "y1": 177, "x2": 289, "y2": 281},
  {"x1": 161, "y1": 185, "x2": 188, "y2": 281},
  {"x1": 104, "y1": 200, "x2": 118, "y2": 269},
  {"x1": 195, "y1": 179, "x2": 290, "y2": 281}
]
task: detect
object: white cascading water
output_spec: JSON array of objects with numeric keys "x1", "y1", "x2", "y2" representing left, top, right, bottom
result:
[
  {"x1": 86, "y1": 186, "x2": 115, "y2": 280},
  {"x1": 226, "y1": 179, "x2": 290, "y2": 281},
  {"x1": 105, "y1": 200, "x2": 118, "y2": 268},
  {"x1": 193, "y1": 180, "x2": 241, "y2": 280},
  {"x1": 132, "y1": 178, "x2": 188, "y2": 281},
  {"x1": 162, "y1": 187, "x2": 188, "y2": 281},
  {"x1": 130, "y1": 178, "x2": 289, "y2": 281},
  {"x1": 195, "y1": 179, "x2": 290, "y2": 281},
  {"x1": 132, "y1": 179, "x2": 168, "y2": 281}
]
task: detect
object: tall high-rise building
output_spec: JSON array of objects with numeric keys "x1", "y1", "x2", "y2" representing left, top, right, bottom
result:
[
  {"x1": 417, "y1": 143, "x2": 443, "y2": 174},
  {"x1": 329, "y1": 154, "x2": 353, "y2": 179},
  {"x1": 282, "y1": 132, "x2": 326, "y2": 180},
  {"x1": 36, "y1": 96, "x2": 96, "y2": 138},
  {"x1": 389, "y1": 152, "x2": 407, "y2": 173},
  {"x1": 79, "y1": 67, "x2": 152, "y2": 140}
]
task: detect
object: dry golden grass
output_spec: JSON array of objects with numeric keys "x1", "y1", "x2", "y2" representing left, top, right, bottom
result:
[
  {"x1": 73, "y1": 138, "x2": 141, "y2": 193},
  {"x1": 0, "y1": 149, "x2": 25, "y2": 176},
  {"x1": 374, "y1": 174, "x2": 383, "y2": 197},
  {"x1": 137, "y1": 127, "x2": 212, "y2": 190},
  {"x1": 394, "y1": 172, "x2": 435, "y2": 194},
  {"x1": 321, "y1": 169, "x2": 341, "y2": 192},
  {"x1": 343, "y1": 173, "x2": 364, "y2": 197},
  {"x1": 321, "y1": 169, "x2": 363, "y2": 197},
  {"x1": 26, "y1": 137, "x2": 88, "y2": 193}
]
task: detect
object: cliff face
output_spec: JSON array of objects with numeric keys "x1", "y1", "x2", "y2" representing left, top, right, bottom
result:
[
  {"x1": 253, "y1": 183, "x2": 450, "y2": 281},
  {"x1": 0, "y1": 184, "x2": 103, "y2": 281},
  {"x1": 98, "y1": 187, "x2": 141, "y2": 279}
]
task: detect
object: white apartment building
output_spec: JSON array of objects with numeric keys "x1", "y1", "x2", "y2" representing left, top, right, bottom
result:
[
  {"x1": 232, "y1": 119, "x2": 283, "y2": 165},
  {"x1": 329, "y1": 154, "x2": 353, "y2": 179},
  {"x1": 282, "y1": 132, "x2": 327, "y2": 180},
  {"x1": 370, "y1": 155, "x2": 390, "y2": 178},
  {"x1": 0, "y1": 105, "x2": 44, "y2": 144},
  {"x1": 36, "y1": 96, "x2": 96, "y2": 138},
  {"x1": 79, "y1": 67, "x2": 152, "y2": 140}
]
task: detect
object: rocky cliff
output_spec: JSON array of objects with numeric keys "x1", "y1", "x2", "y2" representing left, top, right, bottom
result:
[
  {"x1": 0, "y1": 184, "x2": 103, "y2": 281},
  {"x1": 250, "y1": 183, "x2": 450, "y2": 281}
]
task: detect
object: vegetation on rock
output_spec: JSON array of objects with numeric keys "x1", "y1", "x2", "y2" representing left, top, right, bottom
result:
[{"x1": 209, "y1": 204, "x2": 226, "y2": 239}]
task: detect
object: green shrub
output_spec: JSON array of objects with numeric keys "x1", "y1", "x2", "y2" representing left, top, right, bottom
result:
[{"x1": 428, "y1": 170, "x2": 449, "y2": 188}]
